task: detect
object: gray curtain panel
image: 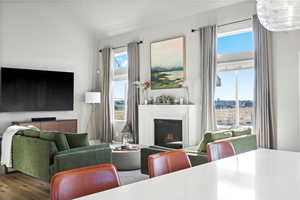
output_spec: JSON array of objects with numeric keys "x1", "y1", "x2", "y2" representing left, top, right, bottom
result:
[
  {"x1": 126, "y1": 42, "x2": 140, "y2": 144},
  {"x1": 100, "y1": 48, "x2": 113, "y2": 143},
  {"x1": 199, "y1": 25, "x2": 217, "y2": 136},
  {"x1": 253, "y1": 15, "x2": 277, "y2": 149}
]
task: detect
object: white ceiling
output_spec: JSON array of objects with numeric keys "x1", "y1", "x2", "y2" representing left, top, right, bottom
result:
[{"x1": 0, "y1": 0, "x2": 252, "y2": 38}]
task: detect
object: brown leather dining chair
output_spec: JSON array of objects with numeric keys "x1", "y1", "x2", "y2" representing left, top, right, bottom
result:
[
  {"x1": 51, "y1": 164, "x2": 121, "y2": 200},
  {"x1": 207, "y1": 141, "x2": 235, "y2": 162},
  {"x1": 148, "y1": 150, "x2": 192, "y2": 178}
]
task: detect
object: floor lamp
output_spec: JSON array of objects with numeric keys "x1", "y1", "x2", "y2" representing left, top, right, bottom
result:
[{"x1": 85, "y1": 92, "x2": 101, "y2": 137}]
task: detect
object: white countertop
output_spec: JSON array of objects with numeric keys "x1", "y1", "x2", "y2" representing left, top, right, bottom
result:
[{"x1": 75, "y1": 149, "x2": 300, "y2": 200}]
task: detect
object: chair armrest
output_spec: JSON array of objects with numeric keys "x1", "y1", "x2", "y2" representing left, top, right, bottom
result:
[
  {"x1": 12, "y1": 135, "x2": 58, "y2": 182},
  {"x1": 187, "y1": 153, "x2": 208, "y2": 166},
  {"x1": 140, "y1": 146, "x2": 174, "y2": 174},
  {"x1": 53, "y1": 145, "x2": 112, "y2": 174}
]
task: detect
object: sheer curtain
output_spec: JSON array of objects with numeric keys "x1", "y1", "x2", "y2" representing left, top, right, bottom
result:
[
  {"x1": 253, "y1": 15, "x2": 277, "y2": 149},
  {"x1": 125, "y1": 42, "x2": 140, "y2": 144},
  {"x1": 199, "y1": 25, "x2": 217, "y2": 136},
  {"x1": 99, "y1": 48, "x2": 113, "y2": 143}
]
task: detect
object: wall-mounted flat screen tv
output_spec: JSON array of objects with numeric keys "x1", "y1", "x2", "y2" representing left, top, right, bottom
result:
[{"x1": 0, "y1": 67, "x2": 74, "y2": 112}]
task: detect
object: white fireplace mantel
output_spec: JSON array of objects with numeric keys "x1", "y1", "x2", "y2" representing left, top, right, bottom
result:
[{"x1": 138, "y1": 105, "x2": 201, "y2": 147}]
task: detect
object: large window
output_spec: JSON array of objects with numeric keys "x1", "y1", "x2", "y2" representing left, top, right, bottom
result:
[
  {"x1": 111, "y1": 48, "x2": 128, "y2": 141},
  {"x1": 215, "y1": 31, "x2": 254, "y2": 129}
]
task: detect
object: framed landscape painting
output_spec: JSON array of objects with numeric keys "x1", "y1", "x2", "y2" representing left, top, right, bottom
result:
[{"x1": 150, "y1": 36, "x2": 185, "y2": 89}]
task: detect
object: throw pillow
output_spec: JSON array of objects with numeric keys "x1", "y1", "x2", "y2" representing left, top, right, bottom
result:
[
  {"x1": 21, "y1": 129, "x2": 40, "y2": 138},
  {"x1": 65, "y1": 133, "x2": 89, "y2": 148},
  {"x1": 232, "y1": 128, "x2": 252, "y2": 137},
  {"x1": 40, "y1": 131, "x2": 70, "y2": 151},
  {"x1": 26, "y1": 125, "x2": 40, "y2": 131}
]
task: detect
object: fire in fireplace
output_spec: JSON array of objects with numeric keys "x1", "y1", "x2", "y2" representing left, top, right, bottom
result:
[{"x1": 154, "y1": 119, "x2": 183, "y2": 149}]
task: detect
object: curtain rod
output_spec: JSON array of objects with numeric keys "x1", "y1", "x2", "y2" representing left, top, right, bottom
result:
[
  {"x1": 99, "y1": 41, "x2": 143, "y2": 53},
  {"x1": 191, "y1": 17, "x2": 252, "y2": 32}
]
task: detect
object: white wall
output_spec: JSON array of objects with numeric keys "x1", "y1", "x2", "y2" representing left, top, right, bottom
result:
[
  {"x1": 99, "y1": 1, "x2": 300, "y2": 152},
  {"x1": 99, "y1": 1, "x2": 256, "y2": 141},
  {"x1": 273, "y1": 30, "x2": 300, "y2": 152},
  {"x1": 1, "y1": 1, "x2": 299, "y2": 151},
  {"x1": 0, "y1": 3, "x2": 98, "y2": 133},
  {"x1": 99, "y1": 2, "x2": 256, "y2": 105}
]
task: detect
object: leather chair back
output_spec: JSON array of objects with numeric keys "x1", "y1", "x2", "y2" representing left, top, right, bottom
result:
[
  {"x1": 207, "y1": 141, "x2": 235, "y2": 162},
  {"x1": 51, "y1": 164, "x2": 120, "y2": 200},
  {"x1": 148, "y1": 150, "x2": 191, "y2": 178}
]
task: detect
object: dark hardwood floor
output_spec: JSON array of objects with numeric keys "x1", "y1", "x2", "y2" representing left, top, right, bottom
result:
[
  {"x1": 0, "y1": 167, "x2": 50, "y2": 200},
  {"x1": 0, "y1": 166, "x2": 147, "y2": 200}
]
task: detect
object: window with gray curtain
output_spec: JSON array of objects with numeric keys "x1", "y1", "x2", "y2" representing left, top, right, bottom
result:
[
  {"x1": 215, "y1": 30, "x2": 255, "y2": 130},
  {"x1": 111, "y1": 48, "x2": 129, "y2": 142}
]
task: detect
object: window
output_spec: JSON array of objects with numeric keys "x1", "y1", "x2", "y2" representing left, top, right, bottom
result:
[
  {"x1": 111, "y1": 48, "x2": 128, "y2": 141},
  {"x1": 215, "y1": 31, "x2": 254, "y2": 129}
]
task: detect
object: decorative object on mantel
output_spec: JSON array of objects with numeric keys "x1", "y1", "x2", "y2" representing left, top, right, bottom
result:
[
  {"x1": 133, "y1": 81, "x2": 152, "y2": 104},
  {"x1": 182, "y1": 80, "x2": 189, "y2": 104},
  {"x1": 157, "y1": 95, "x2": 174, "y2": 104},
  {"x1": 85, "y1": 92, "x2": 101, "y2": 136},
  {"x1": 257, "y1": 0, "x2": 300, "y2": 32},
  {"x1": 151, "y1": 36, "x2": 185, "y2": 89},
  {"x1": 179, "y1": 97, "x2": 184, "y2": 105}
]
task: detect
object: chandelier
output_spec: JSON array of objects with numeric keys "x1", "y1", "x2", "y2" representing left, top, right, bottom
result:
[{"x1": 257, "y1": 0, "x2": 300, "y2": 31}]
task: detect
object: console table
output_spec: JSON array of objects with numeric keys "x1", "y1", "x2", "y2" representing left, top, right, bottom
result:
[{"x1": 13, "y1": 119, "x2": 77, "y2": 133}]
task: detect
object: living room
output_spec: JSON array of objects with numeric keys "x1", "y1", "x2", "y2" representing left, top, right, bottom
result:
[{"x1": 1, "y1": 0, "x2": 300, "y2": 200}]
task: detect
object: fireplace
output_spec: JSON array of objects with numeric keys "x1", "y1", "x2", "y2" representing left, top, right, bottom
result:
[{"x1": 154, "y1": 119, "x2": 183, "y2": 149}]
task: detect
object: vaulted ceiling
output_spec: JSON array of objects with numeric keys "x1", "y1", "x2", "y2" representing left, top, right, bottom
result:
[{"x1": 0, "y1": 0, "x2": 254, "y2": 38}]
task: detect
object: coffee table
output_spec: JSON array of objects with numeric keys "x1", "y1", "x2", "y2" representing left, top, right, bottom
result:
[{"x1": 111, "y1": 144, "x2": 141, "y2": 171}]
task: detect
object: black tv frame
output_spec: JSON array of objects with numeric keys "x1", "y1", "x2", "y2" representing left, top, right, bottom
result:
[{"x1": 0, "y1": 67, "x2": 74, "y2": 112}]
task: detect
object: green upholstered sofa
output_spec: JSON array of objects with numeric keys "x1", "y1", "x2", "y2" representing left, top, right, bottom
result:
[
  {"x1": 11, "y1": 129, "x2": 111, "y2": 182},
  {"x1": 141, "y1": 128, "x2": 257, "y2": 174}
]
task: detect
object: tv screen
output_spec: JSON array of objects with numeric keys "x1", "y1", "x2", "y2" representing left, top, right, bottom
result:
[{"x1": 0, "y1": 67, "x2": 74, "y2": 112}]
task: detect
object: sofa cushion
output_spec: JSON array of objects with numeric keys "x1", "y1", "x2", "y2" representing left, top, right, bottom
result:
[
  {"x1": 197, "y1": 130, "x2": 232, "y2": 152},
  {"x1": 58, "y1": 143, "x2": 110, "y2": 154},
  {"x1": 210, "y1": 130, "x2": 232, "y2": 141},
  {"x1": 40, "y1": 132, "x2": 70, "y2": 151},
  {"x1": 232, "y1": 128, "x2": 251, "y2": 137},
  {"x1": 20, "y1": 129, "x2": 40, "y2": 138},
  {"x1": 65, "y1": 133, "x2": 89, "y2": 148}
]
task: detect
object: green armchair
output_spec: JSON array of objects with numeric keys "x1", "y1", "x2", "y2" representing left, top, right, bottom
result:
[{"x1": 141, "y1": 128, "x2": 257, "y2": 175}]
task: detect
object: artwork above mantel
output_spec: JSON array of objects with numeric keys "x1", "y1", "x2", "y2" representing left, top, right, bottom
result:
[{"x1": 150, "y1": 36, "x2": 186, "y2": 89}]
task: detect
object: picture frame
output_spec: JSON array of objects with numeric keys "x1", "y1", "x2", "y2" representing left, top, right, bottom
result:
[{"x1": 150, "y1": 36, "x2": 186, "y2": 89}]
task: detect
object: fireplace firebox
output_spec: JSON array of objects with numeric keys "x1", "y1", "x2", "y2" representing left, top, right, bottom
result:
[{"x1": 154, "y1": 119, "x2": 183, "y2": 149}]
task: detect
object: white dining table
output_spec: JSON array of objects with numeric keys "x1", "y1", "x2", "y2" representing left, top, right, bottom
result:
[{"x1": 75, "y1": 149, "x2": 300, "y2": 200}]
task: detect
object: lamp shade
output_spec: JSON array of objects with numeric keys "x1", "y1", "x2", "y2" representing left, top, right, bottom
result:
[
  {"x1": 257, "y1": 0, "x2": 300, "y2": 32},
  {"x1": 85, "y1": 92, "x2": 101, "y2": 104}
]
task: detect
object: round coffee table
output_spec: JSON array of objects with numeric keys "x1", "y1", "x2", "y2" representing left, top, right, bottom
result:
[{"x1": 111, "y1": 146, "x2": 141, "y2": 171}]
